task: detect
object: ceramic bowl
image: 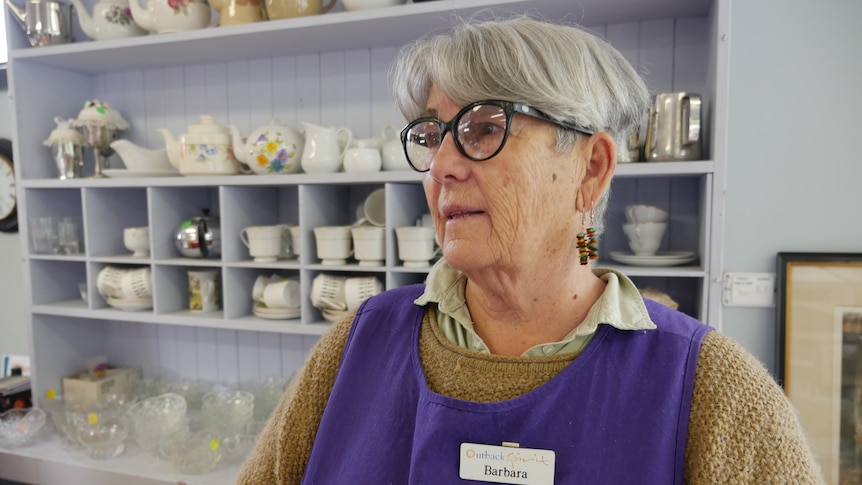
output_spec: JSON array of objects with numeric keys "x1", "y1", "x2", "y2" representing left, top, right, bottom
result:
[{"x1": 343, "y1": 0, "x2": 406, "y2": 11}]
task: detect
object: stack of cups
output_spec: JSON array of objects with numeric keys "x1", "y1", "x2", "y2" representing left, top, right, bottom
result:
[{"x1": 622, "y1": 204, "x2": 669, "y2": 256}]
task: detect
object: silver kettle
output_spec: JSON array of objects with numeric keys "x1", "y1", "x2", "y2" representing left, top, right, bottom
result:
[
  {"x1": 175, "y1": 209, "x2": 221, "y2": 258},
  {"x1": 644, "y1": 92, "x2": 702, "y2": 162}
]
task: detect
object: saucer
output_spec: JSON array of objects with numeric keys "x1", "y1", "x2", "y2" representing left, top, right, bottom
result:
[
  {"x1": 608, "y1": 251, "x2": 697, "y2": 267},
  {"x1": 106, "y1": 297, "x2": 153, "y2": 311},
  {"x1": 253, "y1": 302, "x2": 300, "y2": 320},
  {"x1": 103, "y1": 169, "x2": 178, "y2": 178},
  {"x1": 320, "y1": 308, "x2": 349, "y2": 323}
]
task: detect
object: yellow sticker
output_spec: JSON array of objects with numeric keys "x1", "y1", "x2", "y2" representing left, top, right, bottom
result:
[
  {"x1": 209, "y1": 439, "x2": 220, "y2": 451},
  {"x1": 88, "y1": 413, "x2": 99, "y2": 425},
  {"x1": 45, "y1": 389, "x2": 57, "y2": 400}
]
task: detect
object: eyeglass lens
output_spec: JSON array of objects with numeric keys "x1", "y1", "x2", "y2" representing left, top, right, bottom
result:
[{"x1": 403, "y1": 103, "x2": 509, "y2": 171}]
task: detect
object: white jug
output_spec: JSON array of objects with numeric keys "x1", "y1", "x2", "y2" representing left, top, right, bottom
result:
[{"x1": 300, "y1": 122, "x2": 352, "y2": 174}]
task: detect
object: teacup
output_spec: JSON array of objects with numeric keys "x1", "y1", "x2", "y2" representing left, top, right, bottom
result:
[
  {"x1": 344, "y1": 276, "x2": 384, "y2": 311},
  {"x1": 97, "y1": 266, "x2": 152, "y2": 300},
  {"x1": 262, "y1": 278, "x2": 301, "y2": 309},
  {"x1": 621, "y1": 222, "x2": 667, "y2": 256},
  {"x1": 361, "y1": 189, "x2": 386, "y2": 227},
  {"x1": 123, "y1": 226, "x2": 150, "y2": 258},
  {"x1": 395, "y1": 226, "x2": 437, "y2": 267},
  {"x1": 625, "y1": 205, "x2": 669, "y2": 224},
  {"x1": 351, "y1": 226, "x2": 385, "y2": 266},
  {"x1": 310, "y1": 273, "x2": 347, "y2": 311},
  {"x1": 314, "y1": 226, "x2": 353, "y2": 265},
  {"x1": 276, "y1": 224, "x2": 299, "y2": 259},
  {"x1": 241, "y1": 225, "x2": 287, "y2": 263}
]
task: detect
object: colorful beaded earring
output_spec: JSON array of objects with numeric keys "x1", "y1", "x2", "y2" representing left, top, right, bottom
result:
[{"x1": 577, "y1": 208, "x2": 598, "y2": 265}]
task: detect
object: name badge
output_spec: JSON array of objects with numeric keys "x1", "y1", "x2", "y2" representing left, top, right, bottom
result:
[{"x1": 459, "y1": 442, "x2": 555, "y2": 485}]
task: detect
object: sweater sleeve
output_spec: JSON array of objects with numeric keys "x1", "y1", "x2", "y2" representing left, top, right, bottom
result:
[
  {"x1": 684, "y1": 330, "x2": 825, "y2": 484},
  {"x1": 235, "y1": 312, "x2": 355, "y2": 485}
]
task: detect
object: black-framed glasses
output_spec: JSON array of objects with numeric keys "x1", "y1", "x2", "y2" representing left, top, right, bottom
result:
[{"x1": 399, "y1": 100, "x2": 594, "y2": 173}]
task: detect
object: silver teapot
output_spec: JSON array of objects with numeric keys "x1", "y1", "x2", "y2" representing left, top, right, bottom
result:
[{"x1": 175, "y1": 209, "x2": 221, "y2": 258}]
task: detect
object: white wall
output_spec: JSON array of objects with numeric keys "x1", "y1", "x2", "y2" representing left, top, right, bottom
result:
[
  {"x1": 0, "y1": 71, "x2": 28, "y2": 360},
  {"x1": 722, "y1": 0, "x2": 862, "y2": 374}
]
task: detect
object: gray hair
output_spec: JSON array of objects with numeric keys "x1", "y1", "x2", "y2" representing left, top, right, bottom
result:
[{"x1": 391, "y1": 15, "x2": 650, "y2": 234}]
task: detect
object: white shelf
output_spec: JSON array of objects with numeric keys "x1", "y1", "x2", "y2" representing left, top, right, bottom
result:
[{"x1": 0, "y1": 437, "x2": 240, "y2": 485}]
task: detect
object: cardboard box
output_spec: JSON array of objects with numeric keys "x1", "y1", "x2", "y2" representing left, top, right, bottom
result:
[{"x1": 62, "y1": 367, "x2": 142, "y2": 407}]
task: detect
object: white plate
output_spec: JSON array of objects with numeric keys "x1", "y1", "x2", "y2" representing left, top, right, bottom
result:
[
  {"x1": 608, "y1": 251, "x2": 697, "y2": 267},
  {"x1": 103, "y1": 169, "x2": 179, "y2": 178},
  {"x1": 106, "y1": 297, "x2": 153, "y2": 311}
]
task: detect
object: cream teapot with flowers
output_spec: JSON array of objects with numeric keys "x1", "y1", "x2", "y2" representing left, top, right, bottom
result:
[
  {"x1": 70, "y1": 0, "x2": 147, "y2": 41},
  {"x1": 128, "y1": 0, "x2": 211, "y2": 34},
  {"x1": 229, "y1": 119, "x2": 305, "y2": 175},
  {"x1": 158, "y1": 115, "x2": 241, "y2": 175}
]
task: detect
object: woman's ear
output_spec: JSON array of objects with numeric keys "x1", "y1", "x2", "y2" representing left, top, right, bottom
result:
[{"x1": 576, "y1": 132, "x2": 616, "y2": 211}]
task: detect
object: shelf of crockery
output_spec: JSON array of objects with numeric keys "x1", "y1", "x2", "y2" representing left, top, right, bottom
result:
[
  {"x1": 5, "y1": 0, "x2": 712, "y2": 74},
  {"x1": 0, "y1": 437, "x2": 241, "y2": 485},
  {"x1": 7, "y1": 0, "x2": 533, "y2": 73},
  {"x1": 18, "y1": 161, "x2": 715, "y2": 188}
]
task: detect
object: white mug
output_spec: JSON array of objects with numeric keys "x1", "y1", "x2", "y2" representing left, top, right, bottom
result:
[
  {"x1": 189, "y1": 269, "x2": 220, "y2": 312},
  {"x1": 262, "y1": 278, "x2": 301, "y2": 309},
  {"x1": 241, "y1": 225, "x2": 286, "y2": 262}
]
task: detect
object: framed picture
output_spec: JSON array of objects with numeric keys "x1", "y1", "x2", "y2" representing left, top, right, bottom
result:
[{"x1": 776, "y1": 252, "x2": 862, "y2": 485}]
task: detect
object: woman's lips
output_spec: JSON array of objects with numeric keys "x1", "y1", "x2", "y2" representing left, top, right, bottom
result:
[{"x1": 442, "y1": 206, "x2": 484, "y2": 220}]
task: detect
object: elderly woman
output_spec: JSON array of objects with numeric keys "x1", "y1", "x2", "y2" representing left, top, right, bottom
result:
[{"x1": 237, "y1": 16, "x2": 823, "y2": 484}]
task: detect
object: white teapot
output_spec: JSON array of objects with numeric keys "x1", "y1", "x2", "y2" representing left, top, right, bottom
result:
[
  {"x1": 128, "y1": 0, "x2": 211, "y2": 34},
  {"x1": 158, "y1": 115, "x2": 241, "y2": 176},
  {"x1": 229, "y1": 119, "x2": 305, "y2": 175},
  {"x1": 300, "y1": 122, "x2": 352, "y2": 174},
  {"x1": 70, "y1": 0, "x2": 147, "y2": 41}
]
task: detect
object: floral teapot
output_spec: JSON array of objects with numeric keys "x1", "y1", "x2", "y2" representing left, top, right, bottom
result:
[
  {"x1": 158, "y1": 115, "x2": 241, "y2": 176},
  {"x1": 229, "y1": 119, "x2": 305, "y2": 175},
  {"x1": 70, "y1": 0, "x2": 147, "y2": 41},
  {"x1": 128, "y1": 0, "x2": 211, "y2": 34}
]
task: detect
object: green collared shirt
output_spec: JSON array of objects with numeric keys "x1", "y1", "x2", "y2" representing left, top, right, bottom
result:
[{"x1": 414, "y1": 259, "x2": 657, "y2": 357}]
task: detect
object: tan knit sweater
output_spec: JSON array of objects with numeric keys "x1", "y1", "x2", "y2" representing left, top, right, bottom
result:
[{"x1": 236, "y1": 310, "x2": 824, "y2": 484}]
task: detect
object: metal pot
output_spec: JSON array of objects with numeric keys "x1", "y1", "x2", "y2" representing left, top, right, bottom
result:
[{"x1": 175, "y1": 209, "x2": 221, "y2": 258}]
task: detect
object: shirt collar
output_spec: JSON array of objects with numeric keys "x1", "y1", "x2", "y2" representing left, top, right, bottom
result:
[{"x1": 414, "y1": 259, "x2": 657, "y2": 356}]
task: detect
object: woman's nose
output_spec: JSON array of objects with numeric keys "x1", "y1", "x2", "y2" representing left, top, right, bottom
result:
[{"x1": 427, "y1": 134, "x2": 471, "y2": 183}]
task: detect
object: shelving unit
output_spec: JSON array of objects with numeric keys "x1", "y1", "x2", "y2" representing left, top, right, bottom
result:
[{"x1": 2, "y1": 0, "x2": 729, "y2": 482}]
